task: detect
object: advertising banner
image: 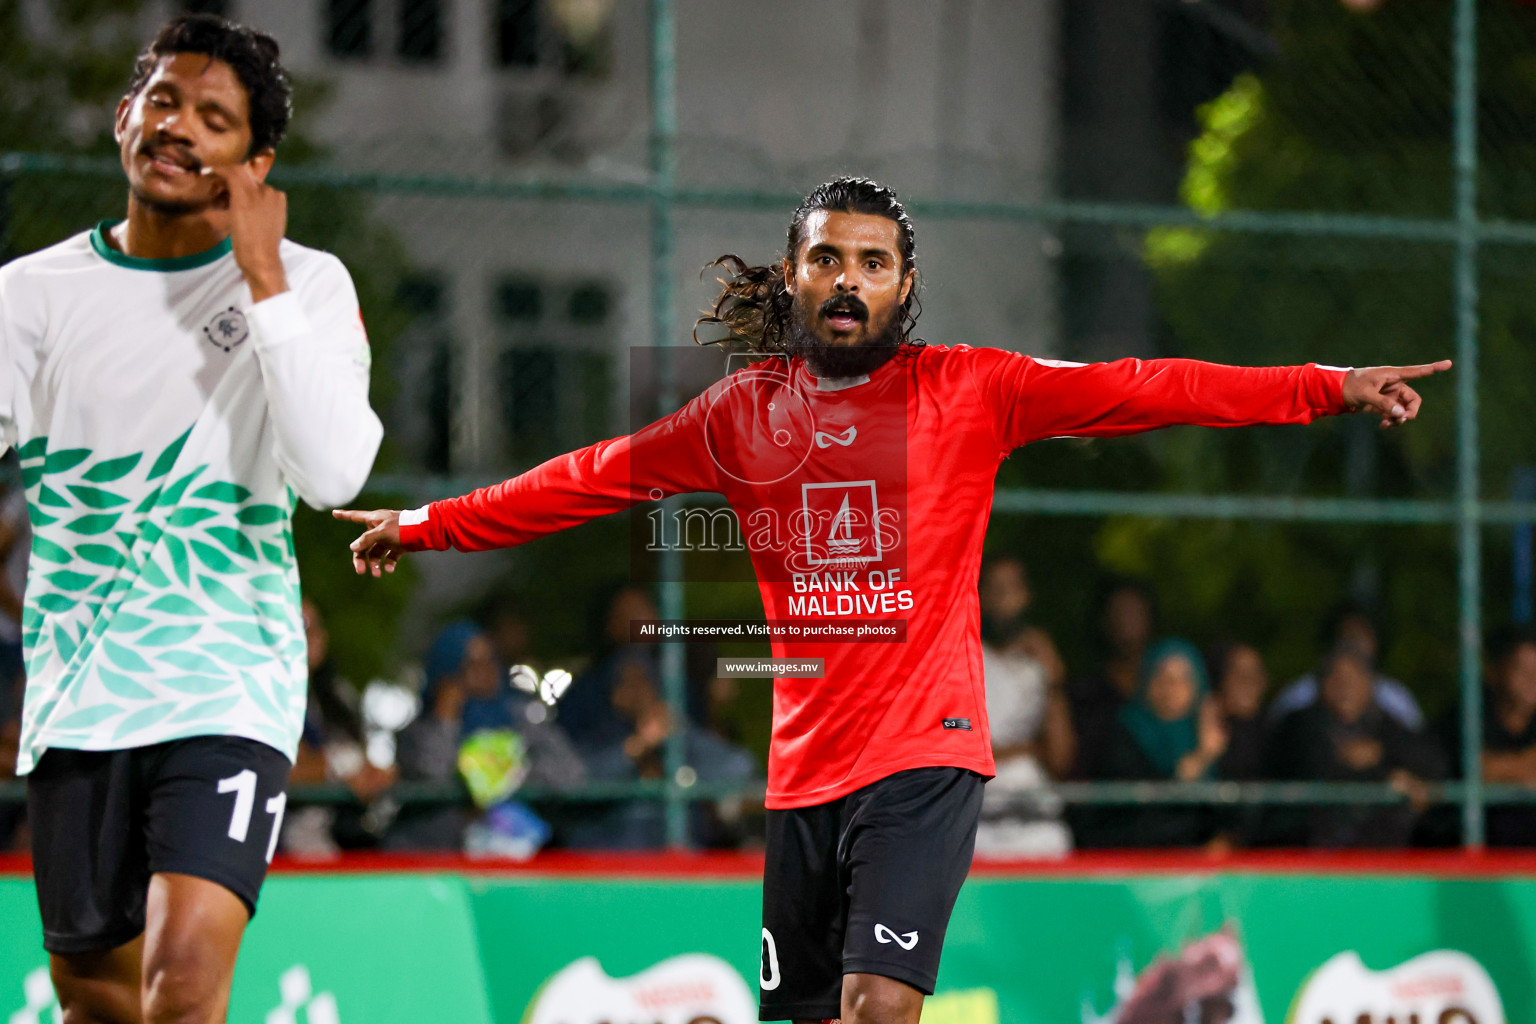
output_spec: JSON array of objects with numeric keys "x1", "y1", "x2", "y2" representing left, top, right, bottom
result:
[{"x1": 2, "y1": 866, "x2": 1529, "y2": 1023}]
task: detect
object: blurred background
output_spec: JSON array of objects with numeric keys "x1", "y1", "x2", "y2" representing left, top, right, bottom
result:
[
  {"x1": 9, "y1": 2, "x2": 1536, "y2": 1020},
  {"x1": 4, "y1": 0, "x2": 1536, "y2": 859}
]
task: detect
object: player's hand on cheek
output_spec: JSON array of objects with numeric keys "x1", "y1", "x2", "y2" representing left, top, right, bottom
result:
[{"x1": 201, "y1": 159, "x2": 289, "y2": 302}]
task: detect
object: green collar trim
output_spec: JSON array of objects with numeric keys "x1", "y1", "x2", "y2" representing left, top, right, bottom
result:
[{"x1": 90, "y1": 220, "x2": 232, "y2": 271}]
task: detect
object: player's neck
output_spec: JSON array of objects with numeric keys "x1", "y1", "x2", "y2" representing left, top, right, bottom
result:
[{"x1": 113, "y1": 197, "x2": 230, "y2": 261}]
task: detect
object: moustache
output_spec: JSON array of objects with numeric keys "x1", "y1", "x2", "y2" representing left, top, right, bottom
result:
[
  {"x1": 141, "y1": 139, "x2": 201, "y2": 173},
  {"x1": 819, "y1": 295, "x2": 869, "y2": 322}
]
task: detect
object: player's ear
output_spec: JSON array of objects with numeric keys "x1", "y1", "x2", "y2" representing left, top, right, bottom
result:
[
  {"x1": 246, "y1": 149, "x2": 275, "y2": 183},
  {"x1": 899, "y1": 268, "x2": 915, "y2": 305},
  {"x1": 782, "y1": 257, "x2": 797, "y2": 296},
  {"x1": 113, "y1": 96, "x2": 132, "y2": 144}
]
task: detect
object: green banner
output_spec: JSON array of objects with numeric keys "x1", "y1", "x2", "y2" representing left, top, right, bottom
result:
[
  {"x1": 1, "y1": 869, "x2": 1526, "y2": 1023},
  {"x1": 1, "y1": 875, "x2": 494, "y2": 1024}
]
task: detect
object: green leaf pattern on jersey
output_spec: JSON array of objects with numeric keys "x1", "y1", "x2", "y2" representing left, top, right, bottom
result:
[{"x1": 16, "y1": 431, "x2": 305, "y2": 756}]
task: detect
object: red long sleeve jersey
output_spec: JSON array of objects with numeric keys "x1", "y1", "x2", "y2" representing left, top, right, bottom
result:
[{"x1": 400, "y1": 345, "x2": 1347, "y2": 809}]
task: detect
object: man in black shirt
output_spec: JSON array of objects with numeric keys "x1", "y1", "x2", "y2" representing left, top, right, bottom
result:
[{"x1": 1440, "y1": 626, "x2": 1536, "y2": 846}]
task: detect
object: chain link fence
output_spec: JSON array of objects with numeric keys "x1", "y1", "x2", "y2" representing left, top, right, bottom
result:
[{"x1": 3, "y1": 0, "x2": 1536, "y2": 850}]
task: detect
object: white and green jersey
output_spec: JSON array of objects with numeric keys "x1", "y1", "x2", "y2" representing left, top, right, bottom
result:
[{"x1": 0, "y1": 222, "x2": 383, "y2": 774}]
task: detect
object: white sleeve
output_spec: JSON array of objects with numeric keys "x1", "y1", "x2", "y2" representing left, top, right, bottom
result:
[
  {"x1": 245, "y1": 254, "x2": 384, "y2": 509},
  {"x1": 0, "y1": 284, "x2": 17, "y2": 457}
]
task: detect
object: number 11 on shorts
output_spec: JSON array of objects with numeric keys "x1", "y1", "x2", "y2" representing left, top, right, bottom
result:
[{"x1": 218, "y1": 769, "x2": 287, "y2": 862}]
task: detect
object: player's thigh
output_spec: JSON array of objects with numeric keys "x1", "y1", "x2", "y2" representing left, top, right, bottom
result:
[
  {"x1": 137, "y1": 737, "x2": 290, "y2": 1016},
  {"x1": 49, "y1": 935, "x2": 145, "y2": 1024},
  {"x1": 759, "y1": 801, "x2": 848, "y2": 1022},
  {"x1": 841, "y1": 768, "x2": 983, "y2": 996},
  {"x1": 141, "y1": 735, "x2": 292, "y2": 918},
  {"x1": 27, "y1": 748, "x2": 152, "y2": 958}
]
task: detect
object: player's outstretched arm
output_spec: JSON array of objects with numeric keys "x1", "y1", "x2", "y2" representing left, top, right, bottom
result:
[
  {"x1": 335, "y1": 387, "x2": 724, "y2": 575},
  {"x1": 1340, "y1": 360, "x2": 1454, "y2": 429},
  {"x1": 978, "y1": 350, "x2": 1453, "y2": 448}
]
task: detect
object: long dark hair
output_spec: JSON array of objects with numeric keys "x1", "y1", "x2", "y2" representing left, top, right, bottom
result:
[{"x1": 694, "y1": 176, "x2": 922, "y2": 353}]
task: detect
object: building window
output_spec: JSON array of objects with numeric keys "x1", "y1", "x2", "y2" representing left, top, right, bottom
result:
[
  {"x1": 496, "y1": 278, "x2": 543, "y2": 322},
  {"x1": 179, "y1": 0, "x2": 231, "y2": 16},
  {"x1": 326, "y1": 0, "x2": 373, "y2": 58},
  {"x1": 491, "y1": 274, "x2": 615, "y2": 465},
  {"x1": 398, "y1": 0, "x2": 445, "y2": 63},
  {"x1": 495, "y1": 0, "x2": 541, "y2": 68}
]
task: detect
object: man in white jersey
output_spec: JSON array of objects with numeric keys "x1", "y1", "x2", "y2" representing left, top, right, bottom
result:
[{"x1": 0, "y1": 14, "x2": 382, "y2": 1021}]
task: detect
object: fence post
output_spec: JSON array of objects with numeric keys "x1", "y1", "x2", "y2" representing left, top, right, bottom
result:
[
  {"x1": 1453, "y1": 0, "x2": 1484, "y2": 850},
  {"x1": 648, "y1": 0, "x2": 690, "y2": 850}
]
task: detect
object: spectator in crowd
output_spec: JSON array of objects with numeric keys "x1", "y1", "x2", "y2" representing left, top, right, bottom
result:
[
  {"x1": 1205, "y1": 641, "x2": 1274, "y2": 848},
  {"x1": 1086, "y1": 639, "x2": 1226, "y2": 848},
  {"x1": 559, "y1": 584, "x2": 662, "y2": 749},
  {"x1": 280, "y1": 598, "x2": 397, "y2": 855},
  {"x1": 1070, "y1": 580, "x2": 1156, "y2": 778},
  {"x1": 1266, "y1": 643, "x2": 1443, "y2": 848},
  {"x1": 1207, "y1": 642, "x2": 1270, "y2": 782},
  {"x1": 1268, "y1": 605, "x2": 1423, "y2": 730},
  {"x1": 479, "y1": 591, "x2": 532, "y2": 670},
  {"x1": 565, "y1": 645, "x2": 759, "y2": 849},
  {"x1": 974, "y1": 557, "x2": 1074, "y2": 857},
  {"x1": 1438, "y1": 626, "x2": 1536, "y2": 846},
  {"x1": 388, "y1": 621, "x2": 586, "y2": 850}
]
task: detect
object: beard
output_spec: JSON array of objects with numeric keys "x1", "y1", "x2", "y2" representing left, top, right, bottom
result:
[{"x1": 782, "y1": 291, "x2": 905, "y2": 379}]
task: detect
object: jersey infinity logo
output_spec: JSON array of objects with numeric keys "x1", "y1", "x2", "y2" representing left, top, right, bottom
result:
[
  {"x1": 874, "y1": 924, "x2": 919, "y2": 950},
  {"x1": 814, "y1": 426, "x2": 857, "y2": 448}
]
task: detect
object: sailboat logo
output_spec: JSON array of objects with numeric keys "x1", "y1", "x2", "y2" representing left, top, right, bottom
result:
[{"x1": 801, "y1": 481, "x2": 881, "y2": 567}]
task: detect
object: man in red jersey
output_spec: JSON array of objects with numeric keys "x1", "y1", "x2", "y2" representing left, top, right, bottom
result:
[{"x1": 337, "y1": 178, "x2": 1448, "y2": 1024}]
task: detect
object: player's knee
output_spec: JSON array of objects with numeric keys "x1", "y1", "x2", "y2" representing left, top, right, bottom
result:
[
  {"x1": 142, "y1": 947, "x2": 225, "y2": 1024},
  {"x1": 842, "y1": 975, "x2": 922, "y2": 1024},
  {"x1": 51, "y1": 953, "x2": 139, "y2": 1024}
]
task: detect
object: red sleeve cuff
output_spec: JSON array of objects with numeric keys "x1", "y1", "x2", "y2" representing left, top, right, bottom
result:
[
  {"x1": 1307, "y1": 363, "x2": 1349, "y2": 416},
  {"x1": 397, "y1": 503, "x2": 439, "y2": 551}
]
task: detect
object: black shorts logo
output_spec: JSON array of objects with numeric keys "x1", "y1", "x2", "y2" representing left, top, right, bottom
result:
[{"x1": 942, "y1": 718, "x2": 971, "y2": 731}]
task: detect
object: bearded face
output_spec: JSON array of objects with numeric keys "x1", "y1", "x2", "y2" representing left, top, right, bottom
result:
[{"x1": 780, "y1": 210, "x2": 915, "y2": 379}]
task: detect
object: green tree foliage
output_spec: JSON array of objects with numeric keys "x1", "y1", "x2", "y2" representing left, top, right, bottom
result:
[{"x1": 1074, "y1": 0, "x2": 1536, "y2": 702}]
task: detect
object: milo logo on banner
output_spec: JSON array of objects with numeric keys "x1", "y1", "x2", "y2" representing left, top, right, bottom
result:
[
  {"x1": 524, "y1": 954, "x2": 755, "y2": 1024},
  {"x1": 1287, "y1": 951, "x2": 1504, "y2": 1024}
]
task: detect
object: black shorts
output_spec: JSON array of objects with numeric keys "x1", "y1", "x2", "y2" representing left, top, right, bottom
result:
[
  {"x1": 28, "y1": 735, "x2": 292, "y2": 955},
  {"x1": 759, "y1": 766, "x2": 983, "y2": 1021}
]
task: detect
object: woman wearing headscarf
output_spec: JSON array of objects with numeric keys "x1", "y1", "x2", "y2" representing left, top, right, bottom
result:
[
  {"x1": 1083, "y1": 639, "x2": 1228, "y2": 848},
  {"x1": 386, "y1": 620, "x2": 586, "y2": 850}
]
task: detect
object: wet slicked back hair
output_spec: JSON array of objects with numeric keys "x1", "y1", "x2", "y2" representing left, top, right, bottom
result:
[
  {"x1": 126, "y1": 14, "x2": 292, "y2": 157},
  {"x1": 695, "y1": 176, "x2": 921, "y2": 353}
]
